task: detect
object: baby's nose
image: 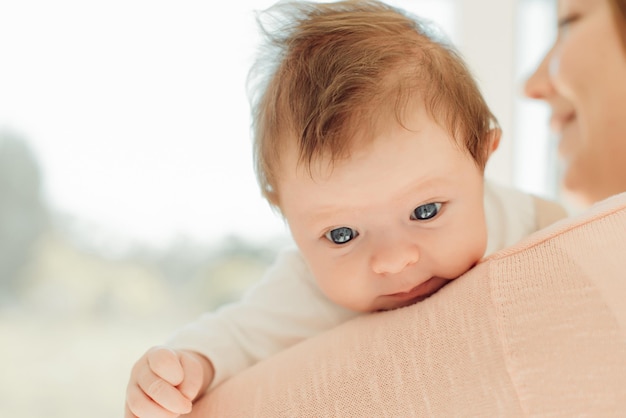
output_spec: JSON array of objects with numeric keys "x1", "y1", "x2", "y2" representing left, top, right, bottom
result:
[{"x1": 370, "y1": 241, "x2": 419, "y2": 275}]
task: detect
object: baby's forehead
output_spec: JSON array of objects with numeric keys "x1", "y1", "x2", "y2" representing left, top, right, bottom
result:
[
  {"x1": 282, "y1": 99, "x2": 463, "y2": 168},
  {"x1": 276, "y1": 121, "x2": 480, "y2": 228},
  {"x1": 284, "y1": 112, "x2": 465, "y2": 179}
]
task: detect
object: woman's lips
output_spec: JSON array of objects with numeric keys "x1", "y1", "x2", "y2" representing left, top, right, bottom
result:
[
  {"x1": 553, "y1": 112, "x2": 580, "y2": 159},
  {"x1": 550, "y1": 111, "x2": 576, "y2": 134}
]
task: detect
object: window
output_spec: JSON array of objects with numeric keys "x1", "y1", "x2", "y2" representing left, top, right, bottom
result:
[{"x1": 514, "y1": 0, "x2": 559, "y2": 198}]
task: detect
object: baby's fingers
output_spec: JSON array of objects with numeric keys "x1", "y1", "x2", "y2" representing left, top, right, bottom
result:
[
  {"x1": 137, "y1": 366, "x2": 192, "y2": 415},
  {"x1": 126, "y1": 379, "x2": 182, "y2": 418},
  {"x1": 124, "y1": 403, "x2": 138, "y2": 418},
  {"x1": 177, "y1": 351, "x2": 204, "y2": 401},
  {"x1": 148, "y1": 346, "x2": 185, "y2": 385}
]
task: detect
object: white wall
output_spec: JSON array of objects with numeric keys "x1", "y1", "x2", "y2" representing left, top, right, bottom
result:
[
  {"x1": 455, "y1": 0, "x2": 558, "y2": 198},
  {"x1": 456, "y1": 0, "x2": 517, "y2": 185}
]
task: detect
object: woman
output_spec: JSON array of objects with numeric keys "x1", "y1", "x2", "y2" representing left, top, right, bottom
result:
[{"x1": 524, "y1": 0, "x2": 626, "y2": 206}]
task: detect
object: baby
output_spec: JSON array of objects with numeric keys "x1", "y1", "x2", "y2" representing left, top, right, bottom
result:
[{"x1": 124, "y1": 1, "x2": 566, "y2": 416}]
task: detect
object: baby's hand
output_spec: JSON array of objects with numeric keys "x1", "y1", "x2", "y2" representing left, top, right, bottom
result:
[{"x1": 125, "y1": 346, "x2": 207, "y2": 418}]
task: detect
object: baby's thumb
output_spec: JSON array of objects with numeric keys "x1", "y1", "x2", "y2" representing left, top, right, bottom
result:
[
  {"x1": 147, "y1": 346, "x2": 185, "y2": 386},
  {"x1": 177, "y1": 351, "x2": 204, "y2": 401}
]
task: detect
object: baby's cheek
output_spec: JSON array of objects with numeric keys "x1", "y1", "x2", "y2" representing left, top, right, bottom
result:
[
  {"x1": 316, "y1": 270, "x2": 345, "y2": 301},
  {"x1": 447, "y1": 228, "x2": 486, "y2": 276},
  {"x1": 314, "y1": 267, "x2": 363, "y2": 311}
]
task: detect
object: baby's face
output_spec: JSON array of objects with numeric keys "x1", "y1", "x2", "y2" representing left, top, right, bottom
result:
[{"x1": 278, "y1": 105, "x2": 488, "y2": 312}]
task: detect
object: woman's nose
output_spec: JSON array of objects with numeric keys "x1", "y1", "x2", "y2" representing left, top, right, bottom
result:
[
  {"x1": 524, "y1": 47, "x2": 555, "y2": 100},
  {"x1": 370, "y1": 239, "x2": 420, "y2": 275}
]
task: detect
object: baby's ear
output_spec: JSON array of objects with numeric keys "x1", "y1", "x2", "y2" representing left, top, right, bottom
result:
[{"x1": 487, "y1": 128, "x2": 501, "y2": 156}]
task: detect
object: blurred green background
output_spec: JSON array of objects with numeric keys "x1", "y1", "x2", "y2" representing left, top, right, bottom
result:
[{"x1": 0, "y1": 130, "x2": 286, "y2": 417}]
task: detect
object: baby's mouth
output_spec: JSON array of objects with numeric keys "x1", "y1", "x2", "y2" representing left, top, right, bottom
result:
[
  {"x1": 386, "y1": 277, "x2": 448, "y2": 301},
  {"x1": 374, "y1": 277, "x2": 452, "y2": 311}
]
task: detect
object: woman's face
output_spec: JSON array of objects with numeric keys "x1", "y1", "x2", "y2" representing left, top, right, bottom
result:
[{"x1": 525, "y1": 0, "x2": 626, "y2": 206}]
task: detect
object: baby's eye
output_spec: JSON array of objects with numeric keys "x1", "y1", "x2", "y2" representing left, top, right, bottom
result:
[
  {"x1": 411, "y1": 202, "x2": 442, "y2": 221},
  {"x1": 325, "y1": 227, "x2": 358, "y2": 244}
]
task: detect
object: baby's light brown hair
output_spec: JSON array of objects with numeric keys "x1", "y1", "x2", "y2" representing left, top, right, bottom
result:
[{"x1": 249, "y1": 0, "x2": 498, "y2": 208}]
